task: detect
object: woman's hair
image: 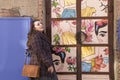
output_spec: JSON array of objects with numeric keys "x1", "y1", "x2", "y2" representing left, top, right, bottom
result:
[
  {"x1": 76, "y1": 31, "x2": 87, "y2": 44},
  {"x1": 95, "y1": 19, "x2": 108, "y2": 35},
  {"x1": 27, "y1": 20, "x2": 34, "y2": 48},
  {"x1": 27, "y1": 19, "x2": 42, "y2": 48}
]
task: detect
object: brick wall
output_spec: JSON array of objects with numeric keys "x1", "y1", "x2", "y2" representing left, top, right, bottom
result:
[
  {"x1": 116, "y1": 0, "x2": 120, "y2": 19},
  {"x1": 0, "y1": 0, "x2": 42, "y2": 18}
]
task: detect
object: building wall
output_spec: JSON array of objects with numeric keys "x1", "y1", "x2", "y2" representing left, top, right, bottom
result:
[{"x1": 0, "y1": 0, "x2": 41, "y2": 19}]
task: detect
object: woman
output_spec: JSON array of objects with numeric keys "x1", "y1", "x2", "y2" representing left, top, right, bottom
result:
[{"x1": 27, "y1": 20, "x2": 58, "y2": 80}]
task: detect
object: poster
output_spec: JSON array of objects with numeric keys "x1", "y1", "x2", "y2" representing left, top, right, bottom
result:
[
  {"x1": 52, "y1": 47, "x2": 76, "y2": 72},
  {"x1": 81, "y1": 19, "x2": 108, "y2": 44},
  {"x1": 81, "y1": 46, "x2": 109, "y2": 72}
]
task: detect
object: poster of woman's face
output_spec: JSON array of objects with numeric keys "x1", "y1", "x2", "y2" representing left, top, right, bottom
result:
[
  {"x1": 52, "y1": 47, "x2": 76, "y2": 72},
  {"x1": 81, "y1": 19, "x2": 108, "y2": 44}
]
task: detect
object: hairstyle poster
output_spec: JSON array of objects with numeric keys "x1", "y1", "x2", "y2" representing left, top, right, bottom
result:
[
  {"x1": 51, "y1": 0, "x2": 76, "y2": 18},
  {"x1": 81, "y1": 46, "x2": 109, "y2": 72},
  {"x1": 52, "y1": 47, "x2": 76, "y2": 72},
  {"x1": 81, "y1": 0, "x2": 108, "y2": 17},
  {"x1": 81, "y1": 19, "x2": 108, "y2": 44},
  {"x1": 52, "y1": 20, "x2": 76, "y2": 45}
]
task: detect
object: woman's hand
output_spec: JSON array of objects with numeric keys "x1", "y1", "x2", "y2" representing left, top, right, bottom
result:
[{"x1": 48, "y1": 66, "x2": 54, "y2": 73}]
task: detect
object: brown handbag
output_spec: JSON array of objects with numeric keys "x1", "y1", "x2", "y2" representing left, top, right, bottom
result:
[
  {"x1": 22, "y1": 64, "x2": 40, "y2": 78},
  {"x1": 22, "y1": 49, "x2": 40, "y2": 78}
]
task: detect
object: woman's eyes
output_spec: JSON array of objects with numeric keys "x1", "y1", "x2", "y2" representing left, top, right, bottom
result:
[
  {"x1": 35, "y1": 23, "x2": 39, "y2": 26},
  {"x1": 36, "y1": 23, "x2": 42, "y2": 26},
  {"x1": 53, "y1": 59, "x2": 60, "y2": 65},
  {"x1": 54, "y1": 61, "x2": 60, "y2": 65},
  {"x1": 99, "y1": 34, "x2": 105, "y2": 37},
  {"x1": 98, "y1": 31, "x2": 107, "y2": 37}
]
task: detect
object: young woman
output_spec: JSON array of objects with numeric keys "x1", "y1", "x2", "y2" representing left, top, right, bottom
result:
[{"x1": 27, "y1": 20, "x2": 58, "y2": 80}]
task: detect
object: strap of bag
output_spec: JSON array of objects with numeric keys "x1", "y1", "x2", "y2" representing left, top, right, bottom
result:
[{"x1": 24, "y1": 49, "x2": 31, "y2": 64}]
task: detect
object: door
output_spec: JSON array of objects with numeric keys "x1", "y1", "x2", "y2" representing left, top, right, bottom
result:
[{"x1": 45, "y1": 0, "x2": 114, "y2": 80}]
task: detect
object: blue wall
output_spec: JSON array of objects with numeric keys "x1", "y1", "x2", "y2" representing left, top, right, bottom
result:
[{"x1": 0, "y1": 17, "x2": 31, "y2": 80}]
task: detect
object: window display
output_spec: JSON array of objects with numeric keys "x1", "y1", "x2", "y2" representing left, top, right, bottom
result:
[{"x1": 48, "y1": 0, "x2": 114, "y2": 80}]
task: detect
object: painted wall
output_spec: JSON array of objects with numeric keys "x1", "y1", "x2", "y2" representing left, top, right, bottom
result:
[{"x1": 0, "y1": 17, "x2": 31, "y2": 80}]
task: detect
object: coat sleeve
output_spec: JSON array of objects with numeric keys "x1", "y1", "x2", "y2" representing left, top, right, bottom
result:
[{"x1": 31, "y1": 34, "x2": 53, "y2": 68}]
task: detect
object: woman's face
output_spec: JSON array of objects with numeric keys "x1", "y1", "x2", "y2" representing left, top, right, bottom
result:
[
  {"x1": 97, "y1": 25, "x2": 108, "y2": 43},
  {"x1": 52, "y1": 54, "x2": 64, "y2": 72},
  {"x1": 34, "y1": 21, "x2": 44, "y2": 32}
]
